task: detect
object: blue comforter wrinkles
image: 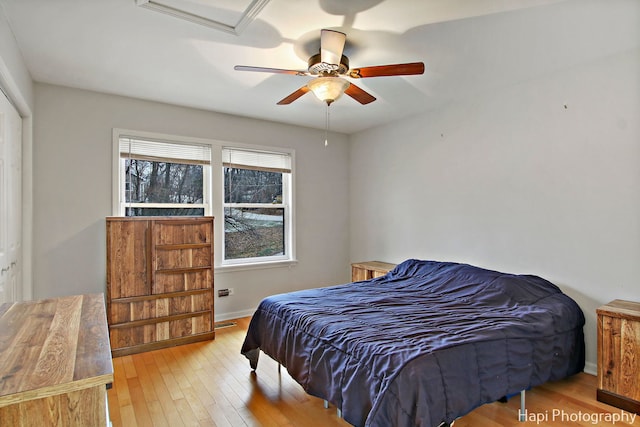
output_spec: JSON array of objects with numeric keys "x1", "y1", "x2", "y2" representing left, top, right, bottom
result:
[{"x1": 241, "y1": 259, "x2": 585, "y2": 427}]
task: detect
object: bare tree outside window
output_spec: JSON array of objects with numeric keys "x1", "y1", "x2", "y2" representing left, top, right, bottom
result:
[
  {"x1": 125, "y1": 159, "x2": 205, "y2": 216},
  {"x1": 224, "y1": 167, "x2": 285, "y2": 260}
]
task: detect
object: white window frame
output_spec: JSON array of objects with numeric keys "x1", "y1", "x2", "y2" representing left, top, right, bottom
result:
[
  {"x1": 112, "y1": 129, "x2": 296, "y2": 270},
  {"x1": 221, "y1": 147, "x2": 293, "y2": 266},
  {"x1": 113, "y1": 129, "x2": 212, "y2": 216}
]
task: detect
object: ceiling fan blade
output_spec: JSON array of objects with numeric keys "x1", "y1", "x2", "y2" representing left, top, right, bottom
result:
[
  {"x1": 348, "y1": 62, "x2": 425, "y2": 78},
  {"x1": 320, "y1": 29, "x2": 346, "y2": 65},
  {"x1": 344, "y1": 83, "x2": 376, "y2": 105},
  {"x1": 234, "y1": 65, "x2": 308, "y2": 76},
  {"x1": 277, "y1": 86, "x2": 311, "y2": 105}
]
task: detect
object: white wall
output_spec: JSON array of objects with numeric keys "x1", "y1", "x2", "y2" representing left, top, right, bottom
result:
[
  {"x1": 33, "y1": 83, "x2": 351, "y2": 319},
  {"x1": 0, "y1": 5, "x2": 33, "y2": 111},
  {"x1": 349, "y1": 19, "x2": 640, "y2": 373}
]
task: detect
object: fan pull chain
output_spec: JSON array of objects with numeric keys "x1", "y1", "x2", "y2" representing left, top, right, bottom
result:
[{"x1": 324, "y1": 103, "x2": 330, "y2": 147}]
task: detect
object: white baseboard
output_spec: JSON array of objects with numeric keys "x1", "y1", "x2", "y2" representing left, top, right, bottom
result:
[
  {"x1": 584, "y1": 361, "x2": 597, "y2": 376},
  {"x1": 215, "y1": 309, "x2": 255, "y2": 323}
]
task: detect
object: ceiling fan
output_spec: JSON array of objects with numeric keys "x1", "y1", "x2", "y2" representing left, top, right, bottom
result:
[{"x1": 234, "y1": 29, "x2": 425, "y2": 106}]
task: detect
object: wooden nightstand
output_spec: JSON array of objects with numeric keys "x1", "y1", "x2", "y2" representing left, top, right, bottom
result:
[
  {"x1": 351, "y1": 261, "x2": 396, "y2": 282},
  {"x1": 597, "y1": 299, "x2": 640, "y2": 414}
]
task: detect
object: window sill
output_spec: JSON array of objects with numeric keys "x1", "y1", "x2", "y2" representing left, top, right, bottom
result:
[{"x1": 215, "y1": 259, "x2": 298, "y2": 273}]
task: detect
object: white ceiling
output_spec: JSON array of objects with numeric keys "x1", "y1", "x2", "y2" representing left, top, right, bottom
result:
[{"x1": 1, "y1": 0, "x2": 637, "y2": 134}]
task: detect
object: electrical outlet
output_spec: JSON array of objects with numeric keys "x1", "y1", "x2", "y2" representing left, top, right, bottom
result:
[{"x1": 218, "y1": 289, "x2": 230, "y2": 297}]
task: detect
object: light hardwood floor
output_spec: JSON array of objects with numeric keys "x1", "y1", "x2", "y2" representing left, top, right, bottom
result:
[{"x1": 107, "y1": 318, "x2": 639, "y2": 427}]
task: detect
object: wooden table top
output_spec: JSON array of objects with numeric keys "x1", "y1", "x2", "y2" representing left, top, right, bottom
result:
[{"x1": 0, "y1": 293, "x2": 114, "y2": 407}]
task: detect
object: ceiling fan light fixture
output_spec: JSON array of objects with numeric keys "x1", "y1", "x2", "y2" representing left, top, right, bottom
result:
[
  {"x1": 307, "y1": 77, "x2": 350, "y2": 105},
  {"x1": 234, "y1": 29, "x2": 424, "y2": 107}
]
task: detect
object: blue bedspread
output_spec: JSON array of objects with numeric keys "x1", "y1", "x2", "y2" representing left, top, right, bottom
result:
[{"x1": 241, "y1": 259, "x2": 585, "y2": 427}]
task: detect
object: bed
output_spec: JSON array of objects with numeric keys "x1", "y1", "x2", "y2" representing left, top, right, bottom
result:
[{"x1": 241, "y1": 259, "x2": 585, "y2": 427}]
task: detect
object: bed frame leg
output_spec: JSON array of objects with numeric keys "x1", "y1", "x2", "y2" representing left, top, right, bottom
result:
[
  {"x1": 323, "y1": 401, "x2": 341, "y2": 418},
  {"x1": 245, "y1": 349, "x2": 260, "y2": 371},
  {"x1": 519, "y1": 390, "x2": 526, "y2": 422}
]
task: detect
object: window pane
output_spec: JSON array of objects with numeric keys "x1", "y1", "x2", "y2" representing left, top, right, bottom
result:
[
  {"x1": 126, "y1": 159, "x2": 203, "y2": 204},
  {"x1": 224, "y1": 167, "x2": 282, "y2": 204},
  {"x1": 224, "y1": 207, "x2": 284, "y2": 259},
  {"x1": 125, "y1": 207, "x2": 205, "y2": 216}
]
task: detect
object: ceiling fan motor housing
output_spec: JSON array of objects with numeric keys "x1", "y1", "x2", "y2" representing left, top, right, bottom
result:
[{"x1": 308, "y1": 53, "x2": 349, "y2": 75}]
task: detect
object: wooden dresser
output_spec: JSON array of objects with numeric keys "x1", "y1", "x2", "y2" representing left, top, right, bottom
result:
[
  {"x1": 106, "y1": 216, "x2": 215, "y2": 357},
  {"x1": 597, "y1": 299, "x2": 640, "y2": 414},
  {"x1": 0, "y1": 294, "x2": 114, "y2": 426},
  {"x1": 351, "y1": 261, "x2": 396, "y2": 282}
]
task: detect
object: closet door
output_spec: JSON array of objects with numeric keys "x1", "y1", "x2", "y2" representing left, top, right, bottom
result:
[{"x1": 0, "y1": 91, "x2": 22, "y2": 305}]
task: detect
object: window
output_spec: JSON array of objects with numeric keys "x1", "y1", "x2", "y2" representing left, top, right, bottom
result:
[
  {"x1": 116, "y1": 135, "x2": 211, "y2": 216},
  {"x1": 113, "y1": 129, "x2": 295, "y2": 268},
  {"x1": 222, "y1": 147, "x2": 292, "y2": 264}
]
